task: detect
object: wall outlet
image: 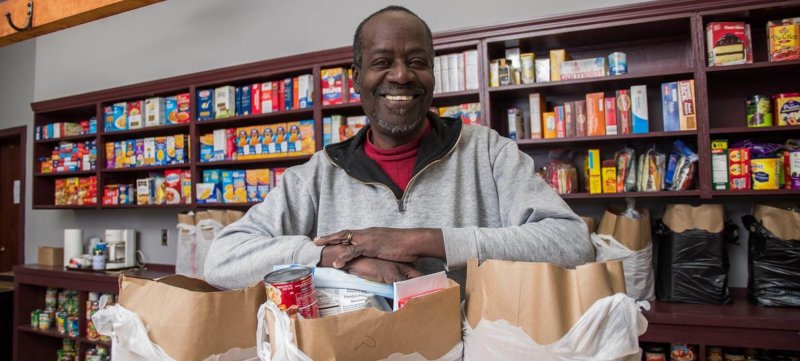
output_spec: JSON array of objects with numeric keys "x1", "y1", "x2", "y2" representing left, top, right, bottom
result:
[{"x1": 161, "y1": 229, "x2": 168, "y2": 246}]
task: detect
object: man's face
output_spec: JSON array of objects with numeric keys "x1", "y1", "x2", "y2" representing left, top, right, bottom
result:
[{"x1": 353, "y1": 12, "x2": 434, "y2": 138}]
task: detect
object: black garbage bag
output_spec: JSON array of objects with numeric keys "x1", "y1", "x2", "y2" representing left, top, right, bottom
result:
[
  {"x1": 654, "y1": 219, "x2": 738, "y2": 304},
  {"x1": 743, "y1": 214, "x2": 800, "y2": 307}
]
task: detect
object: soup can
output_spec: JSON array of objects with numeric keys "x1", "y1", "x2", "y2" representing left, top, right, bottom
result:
[
  {"x1": 264, "y1": 266, "x2": 319, "y2": 319},
  {"x1": 746, "y1": 95, "x2": 773, "y2": 127},
  {"x1": 608, "y1": 52, "x2": 628, "y2": 75}
]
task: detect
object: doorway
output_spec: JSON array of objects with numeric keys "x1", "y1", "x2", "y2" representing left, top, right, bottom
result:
[{"x1": 0, "y1": 126, "x2": 25, "y2": 272}]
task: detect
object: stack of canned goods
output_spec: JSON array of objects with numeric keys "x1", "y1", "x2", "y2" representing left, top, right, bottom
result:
[
  {"x1": 84, "y1": 345, "x2": 110, "y2": 361},
  {"x1": 30, "y1": 288, "x2": 80, "y2": 337},
  {"x1": 56, "y1": 339, "x2": 77, "y2": 361}
]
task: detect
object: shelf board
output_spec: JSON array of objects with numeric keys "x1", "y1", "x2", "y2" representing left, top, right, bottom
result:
[
  {"x1": 103, "y1": 163, "x2": 190, "y2": 173},
  {"x1": 195, "y1": 108, "x2": 314, "y2": 128},
  {"x1": 33, "y1": 204, "x2": 99, "y2": 210},
  {"x1": 197, "y1": 155, "x2": 311, "y2": 167},
  {"x1": 433, "y1": 89, "x2": 480, "y2": 100},
  {"x1": 517, "y1": 130, "x2": 697, "y2": 148},
  {"x1": 18, "y1": 325, "x2": 78, "y2": 340},
  {"x1": 711, "y1": 189, "x2": 800, "y2": 197},
  {"x1": 488, "y1": 68, "x2": 694, "y2": 94},
  {"x1": 79, "y1": 337, "x2": 110, "y2": 347},
  {"x1": 197, "y1": 202, "x2": 259, "y2": 208},
  {"x1": 101, "y1": 203, "x2": 193, "y2": 209},
  {"x1": 561, "y1": 190, "x2": 701, "y2": 199},
  {"x1": 34, "y1": 170, "x2": 96, "y2": 177},
  {"x1": 34, "y1": 134, "x2": 97, "y2": 144},
  {"x1": 321, "y1": 102, "x2": 362, "y2": 111},
  {"x1": 706, "y1": 59, "x2": 800, "y2": 74},
  {"x1": 709, "y1": 125, "x2": 800, "y2": 135},
  {"x1": 100, "y1": 123, "x2": 189, "y2": 138}
]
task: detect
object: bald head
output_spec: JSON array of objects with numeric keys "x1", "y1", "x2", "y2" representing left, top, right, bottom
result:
[{"x1": 352, "y1": 6, "x2": 434, "y2": 68}]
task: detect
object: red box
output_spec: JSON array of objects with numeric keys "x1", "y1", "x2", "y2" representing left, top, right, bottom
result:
[
  {"x1": 586, "y1": 92, "x2": 605, "y2": 136},
  {"x1": 555, "y1": 105, "x2": 565, "y2": 138},
  {"x1": 616, "y1": 90, "x2": 632, "y2": 135},
  {"x1": 176, "y1": 93, "x2": 191, "y2": 123},
  {"x1": 251, "y1": 84, "x2": 262, "y2": 115},
  {"x1": 729, "y1": 148, "x2": 751, "y2": 190},
  {"x1": 604, "y1": 97, "x2": 617, "y2": 135}
]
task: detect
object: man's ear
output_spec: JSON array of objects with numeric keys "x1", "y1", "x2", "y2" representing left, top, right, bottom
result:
[{"x1": 351, "y1": 65, "x2": 361, "y2": 94}]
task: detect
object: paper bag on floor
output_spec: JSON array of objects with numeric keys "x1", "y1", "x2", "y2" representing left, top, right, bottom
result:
[
  {"x1": 597, "y1": 206, "x2": 651, "y2": 251},
  {"x1": 118, "y1": 274, "x2": 266, "y2": 361},
  {"x1": 463, "y1": 259, "x2": 646, "y2": 361},
  {"x1": 264, "y1": 279, "x2": 462, "y2": 361}
]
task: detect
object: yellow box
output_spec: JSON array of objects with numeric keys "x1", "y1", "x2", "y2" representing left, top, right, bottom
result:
[
  {"x1": 589, "y1": 175, "x2": 602, "y2": 194},
  {"x1": 586, "y1": 149, "x2": 602, "y2": 194},
  {"x1": 543, "y1": 112, "x2": 557, "y2": 139},
  {"x1": 549, "y1": 49, "x2": 569, "y2": 81},
  {"x1": 602, "y1": 167, "x2": 617, "y2": 193}
]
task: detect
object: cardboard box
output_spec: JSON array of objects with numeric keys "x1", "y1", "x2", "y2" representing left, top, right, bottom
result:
[
  {"x1": 534, "y1": 58, "x2": 550, "y2": 82},
  {"x1": 587, "y1": 149, "x2": 602, "y2": 194},
  {"x1": 543, "y1": 112, "x2": 557, "y2": 139},
  {"x1": 197, "y1": 89, "x2": 214, "y2": 121},
  {"x1": 586, "y1": 92, "x2": 605, "y2": 136},
  {"x1": 707, "y1": 22, "x2": 750, "y2": 66},
  {"x1": 677, "y1": 80, "x2": 697, "y2": 130},
  {"x1": 615, "y1": 90, "x2": 632, "y2": 135},
  {"x1": 560, "y1": 57, "x2": 607, "y2": 80},
  {"x1": 38, "y1": 247, "x2": 64, "y2": 267},
  {"x1": 564, "y1": 101, "x2": 575, "y2": 138},
  {"x1": 630, "y1": 85, "x2": 649, "y2": 134},
  {"x1": 554, "y1": 106, "x2": 565, "y2": 138},
  {"x1": 711, "y1": 139, "x2": 729, "y2": 190},
  {"x1": 575, "y1": 100, "x2": 587, "y2": 137},
  {"x1": 528, "y1": 93, "x2": 544, "y2": 139},
  {"x1": 214, "y1": 86, "x2": 236, "y2": 119},
  {"x1": 549, "y1": 49, "x2": 569, "y2": 81},
  {"x1": 729, "y1": 147, "x2": 751, "y2": 190},
  {"x1": 661, "y1": 82, "x2": 680, "y2": 131},
  {"x1": 604, "y1": 97, "x2": 617, "y2": 135}
]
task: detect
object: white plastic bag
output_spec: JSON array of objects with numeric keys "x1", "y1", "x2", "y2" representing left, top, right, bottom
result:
[
  {"x1": 175, "y1": 222, "x2": 197, "y2": 276},
  {"x1": 591, "y1": 233, "x2": 655, "y2": 301},
  {"x1": 463, "y1": 293, "x2": 648, "y2": 361},
  {"x1": 92, "y1": 304, "x2": 175, "y2": 361},
  {"x1": 256, "y1": 300, "x2": 464, "y2": 361},
  {"x1": 194, "y1": 218, "x2": 223, "y2": 278}
]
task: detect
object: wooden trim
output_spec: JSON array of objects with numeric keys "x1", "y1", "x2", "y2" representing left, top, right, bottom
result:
[{"x1": 0, "y1": 126, "x2": 26, "y2": 269}]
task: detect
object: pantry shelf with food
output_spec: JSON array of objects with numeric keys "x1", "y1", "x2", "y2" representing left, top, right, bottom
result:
[
  {"x1": 709, "y1": 124, "x2": 800, "y2": 135},
  {"x1": 34, "y1": 134, "x2": 97, "y2": 145},
  {"x1": 516, "y1": 130, "x2": 698, "y2": 148},
  {"x1": 34, "y1": 170, "x2": 97, "y2": 177},
  {"x1": 193, "y1": 108, "x2": 315, "y2": 130},
  {"x1": 560, "y1": 190, "x2": 702, "y2": 200}
]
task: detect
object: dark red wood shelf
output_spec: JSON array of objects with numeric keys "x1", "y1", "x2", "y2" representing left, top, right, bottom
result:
[
  {"x1": 33, "y1": 170, "x2": 97, "y2": 177},
  {"x1": 642, "y1": 289, "x2": 800, "y2": 351},
  {"x1": 433, "y1": 89, "x2": 480, "y2": 100},
  {"x1": 17, "y1": 325, "x2": 78, "y2": 341},
  {"x1": 488, "y1": 68, "x2": 694, "y2": 94},
  {"x1": 705, "y1": 59, "x2": 800, "y2": 74},
  {"x1": 561, "y1": 190, "x2": 701, "y2": 200},
  {"x1": 196, "y1": 155, "x2": 311, "y2": 167},
  {"x1": 321, "y1": 102, "x2": 362, "y2": 111},
  {"x1": 99, "y1": 123, "x2": 189, "y2": 138},
  {"x1": 709, "y1": 125, "x2": 800, "y2": 135},
  {"x1": 103, "y1": 163, "x2": 190, "y2": 173},
  {"x1": 197, "y1": 202, "x2": 259, "y2": 208},
  {"x1": 101, "y1": 203, "x2": 193, "y2": 209},
  {"x1": 194, "y1": 108, "x2": 314, "y2": 129},
  {"x1": 711, "y1": 189, "x2": 800, "y2": 197},
  {"x1": 34, "y1": 133, "x2": 97, "y2": 144},
  {"x1": 32, "y1": 204, "x2": 99, "y2": 210},
  {"x1": 517, "y1": 130, "x2": 698, "y2": 148},
  {"x1": 79, "y1": 337, "x2": 110, "y2": 347}
]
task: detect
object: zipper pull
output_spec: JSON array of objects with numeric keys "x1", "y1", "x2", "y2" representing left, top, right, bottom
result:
[{"x1": 397, "y1": 199, "x2": 405, "y2": 212}]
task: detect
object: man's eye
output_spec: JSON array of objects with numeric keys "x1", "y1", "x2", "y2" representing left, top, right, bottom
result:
[
  {"x1": 409, "y1": 59, "x2": 428, "y2": 68},
  {"x1": 371, "y1": 60, "x2": 390, "y2": 68}
]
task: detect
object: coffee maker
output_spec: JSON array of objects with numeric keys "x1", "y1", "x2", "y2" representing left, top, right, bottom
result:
[{"x1": 104, "y1": 229, "x2": 137, "y2": 270}]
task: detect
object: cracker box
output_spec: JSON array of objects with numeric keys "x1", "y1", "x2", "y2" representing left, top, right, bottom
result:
[
  {"x1": 543, "y1": 112, "x2": 557, "y2": 139},
  {"x1": 287, "y1": 120, "x2": 315, "y2": 155},
  {"x1": 711, "y1": 139, "x2": 729, "y2": 190},
  {"x1": 176, "y1": 93, "x2": 191, "y2": 123},
  {"x1": 630, "y1": 85, "x2": 649, "y2": 134},
  {"x1": 181, "y1": 170, "x2": 192, "y2": 204},
  {"x1": 197, "y1": 89, "x2": 215, "y2": 121},
  {"x1": 128, "y1": 100, "x2": 144, "y2": 129},
  {"x1": 195, "y1": 183, "x2": 218, "y2": 204},
  {"x1": 112, "y1": 102, "x2": 128, "y2": 131},
  {"x1": 145, "y1": 97, "x2": 166, "y2": 127},
  {"x1": 616, "y1": 90, "x2": 632, "y2": 135},
  {"x1": 661, "y1": 82, "x2": 680, "y2": 132},
  {"x1": 677, "y1": 80, "x2": 697, "y2": 131},
  {"x1": 586, "y1": 92, "x2": 605, "y2": 136},
  {"x1": 587, "y1": 149, "x2": 602, "y2": 194},
  {"x1": 214, "y1": 86, "x2": 236, "y2": 119},
  {"x1": 155, "y1": 137, "x2": 168, "y2": 165},
  {"x1": 321, "y1": 68, "x2": 345, "y2": 106},
  {"x1": 164, "y1": 169, "x2": 182, "y2": 204},
  {"x1": 729, "y1": 147, "x2": 751, "y2": 190},
  {"x1": 165, "y1": 96, "x2": 179, "y2": 125},
  {"x1": 251, "y1": 84, "x2": 262, "y2": 115},
  {"x1": 604, "y1": 97, "x2": 617, "y2": 135},
  {"x1": 706, "y1": 22, "x2": 750, "y2": 66},
  {"x1": 528, "y1": 93, "x2": 544, "y2": 139}
]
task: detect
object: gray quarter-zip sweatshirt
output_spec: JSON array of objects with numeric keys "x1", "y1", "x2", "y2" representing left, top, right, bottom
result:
[{"x1": 204, "y1": 114, "x2": 594, "y2": 290}]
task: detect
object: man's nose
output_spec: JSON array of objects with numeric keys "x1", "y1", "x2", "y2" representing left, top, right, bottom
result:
[{"x1": 386, "y1": 62, "x2": 413, "y2": 84}]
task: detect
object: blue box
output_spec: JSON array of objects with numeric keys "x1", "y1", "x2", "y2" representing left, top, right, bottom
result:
[
  {"x1": 197, "y1": 89, "x2": 215, "y2": 121},
  {"x1": 661, "y1": 82, "x2": 680, "y2": 132}
]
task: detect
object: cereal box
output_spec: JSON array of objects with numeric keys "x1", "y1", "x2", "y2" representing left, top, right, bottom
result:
[
  {"x1": 176, "y1": 93, "x2": 191, "y2": 123},
  {"x1": 287, "y1": 120, "x2": 315, "y2": 155},
  {"x1": 661, "y1": 82, "x2": 680, "y2": 132},
  {"x1": 128, "y1": 100, "x2": 144, "y2": 129},
  {"x1": 322, "y1": 68, "x2": 345, "y2": 106},
  {"x1": 214, "y1": 86, "x2": 236, "y2": 119},
  {"x1": 164, "y1": 169, "x2": 182, "y2": 204},
  {"x1": 604, "y1": 97, "x2": 617, "y2": 135},
  {"x1": 196, "y1": 183, "x2": 218, "y2": 204},
  {"x1": 145, "y1": 97, "x2": 166, "y2": 127},
  {"x1": 630, "y1": 85, "x2": 649, "y2": 134},
  {"x1": 251, "y1": 84, "x2": 262, "y2": 115},
  {"x1": 586, "y1": 92, "x2": 605, "y2": 136},
  {"x1": 677, "y1": 80, "x2": 697, "y2": 131},
  {"x1": 197, "y1": 89, "x2": 214, "y2": 121},
  {"x1": 165, "y1": 96, "x2": 179, "y2": 125},
  {"x1": 563, "y1": 101, "x2": 575, "y2": 138}
]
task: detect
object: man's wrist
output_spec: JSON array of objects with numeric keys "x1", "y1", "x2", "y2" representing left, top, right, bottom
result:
[{"x1": 409, "y1": 228, "x2": 445, "y2": 259}]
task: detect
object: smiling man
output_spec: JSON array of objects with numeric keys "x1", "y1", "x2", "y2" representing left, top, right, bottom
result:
[{"x1": 204, "y1": 6, "x2": 593, "y2": 290}]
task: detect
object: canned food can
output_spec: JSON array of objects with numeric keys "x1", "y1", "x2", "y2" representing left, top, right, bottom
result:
[
  {"x1": 45, "y1": 288, "x2": 57, "y2": 309},
  {"x1": 746, "y1": 95, "x2": 773, "y2": 127},
  {"x1": 264, "y1": 266, "x2": 320, "y2": 319},
  {"x1": 67, "y1": 316, "x2": 80, "y2": 337},
  {"x1": 773, "y1": 92, "x2": 800, "y2": 126},
  {"x1": 56, "y1": 310, "x2": 68, "y2": 334},
  {"x1": 645, "y1": 346, "x2": 667, "y2": 361},
  {"x1": 30, "y1": 309, "x2": 40, "y2": 328},
  {"x1": 671, "y1": 343, "x2": 697, "y2": 361},
  {"x1": 38, "y1": 311, "x2": 51, "y2": 330},
  {"x1": 608, "y1": 52, "x2": 628, "y2": 75}
]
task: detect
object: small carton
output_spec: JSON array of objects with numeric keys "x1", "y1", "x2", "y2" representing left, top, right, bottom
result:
[
  {"x1": 145, "y1": 97, "x2": 166, "y2": 127},
  {"x1": 586, "y1": 92, "x2": 605, "y2": 136},
  {"x1": 154, "y1": 137, "x2": 168, "y2": 165},
  {"x1": 237, "y1": 85, "x2": 252, "y2": 116},
  {"x1": 174, "y1": 135, "x2": 186, "y2": 164},
  {"x1": 616, "y1": 90, "x2": 632, "y2": 135},
  {"x1": 181, "y1": 170, "x2": 192, "y2": 204},
  {"x1": 630, "y1": 85, "x2": 649, "y2": 134},
  {"x1": 196, "y1": 183, "x2": 218, "y2": 204},
  {"x1": 112, "y1": 102, "x2": 128, "y2": 131},
  {"x1": 587, "y1": 149, "x2": 602, "y2": 194},
  {"x1": 768, "y1": 19, "x2": 800, "y2": 61},
  {"x1": 165, "y1": 96, "x2": 179, "y2": 125},
  {"x1": 528, "y1": 93, "x2": 544, "y2": 139},
  {"x1": 298, "y1": 74, "x2": 314, "y2": 109},
  {"x1": 604, "y1": 97, "x2": 617, "y2": 135},
  {"x1": 729, "y1": 147, "x2": 751, "y2": 190},
  {"x1": 197, "y1": 89, "x2": 215, "y2": 121},
  {"x1": 214, "y1": 86, "x2": 236, "y2": 119},
  {"x1": 554, "y1": 106, "x2": 565, "y2": 139},
  {"x1": 176, "y1": 93, "x2": 191, "y2": 123},
  {"x1": 164, "y1": 169, "x2": 182, "y2": 204},
  {"x1": 661, "y1": 82, "x2": 680, "y2": 132},
  {"x1": 543, "y1": 112, "x2": 557, "y2": 139},
  {"x1": 232, "y1": 170, "x2": 247, "y2": 203},
  {"x1": 535, "y1": 58, "x2": 550, "y2": 83},
  {"x1": 102, "y1": 185, "x2": 118, "y2": 206},
  {"x1": 251, "y1": 84, "x2": 262, "y2": 115},
  {"x1": 143, "y1": 138, "x2": 156, "y2": 166},
  {"x1": 166, "y1": 136, "x2": 176, "y2": 164},
  {"x1": 38, "y1": 247, "x2": 64, "y2": 267},
  {"x1": 136, "y1": 178, "x2": 152, "y2": 205},
  {"x1": 560, "y1": 57, "x2": 607, "y2": 80},
  {"x1": 677, "y1": 80, "x2": 697, "y2": 131},
  {"x1": 520, "y1": 53, "x2": 535, "y2": 84},
  {"x1": 103, "y1": 106, "x2": 114, "y2": 132},
  {"x1": 128, "y1": 100, "x2": 144, "y2": 129},
  {"x1": 321, "y1": 68, "x2": 345, "y2": 106},
  {"x1": 564, "y1": 101, "x2": 575, "y2": 138},
  {"x1": 286, "y1": 120, "x2": 315, "y2": 155},
  {"x1": 706, "y1": 22, "x2": 750, "y2": 66},
  {"x1": 549, "y1": 49, "x2": 569, "y2": 81},
  {"x1": 575, "y1": 100, "x2": 587, "y2": 137},
  {"x1": 271, "y1": 123, "x2": 289, "y2": 156},
  {"x1": 602, "y1": 163, "x2": 617, "y2": 194}
]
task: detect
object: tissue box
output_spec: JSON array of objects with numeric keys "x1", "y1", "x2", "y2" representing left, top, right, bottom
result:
[{"x1": 38, "y1": 247, "x2": 64, "y2": 267}]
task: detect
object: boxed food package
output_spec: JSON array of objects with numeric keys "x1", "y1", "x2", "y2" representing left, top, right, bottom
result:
[
  {"x1": 109, "y1": 103, "x2": 127, "y2": 131},
  {"x1": 661, "y1": 82, "x2": 680, "y2": 132},
  {"x1": 520, "y1": 52, "x2": 535, "y2": 84},
  {"x1": 164, "y1": 169, "x2": 182, "y2": 204},
  {"x1": 196, "y1": 183, "x2": 219, "y2": 204},
  {"x1": 677, "y1": 80, "x2": 697, "y2": 130},
  {"x1": 549, "y1": 49, "x2": 569, "y2": 81},
  {"x1": 144, "y1": 97, "x2": 165, "y2": 127},
  {"x1": 711, "y1": 139, "x2": 730, "y2": 190},
  {"x1": 586, "y1": 92, "x2": 605, "y2": 136},
  {"x1": 543, "y1": 112, "x2": 557, "y2": 139},
  {"x1": 127, "y1": 100, "x2": 144, "y2": 129},
  {"x1": 214, "y1": 86, "x2": 236, "y2": 119},
  {"x1": 529, "y1": 93, "x2": 544, "y2": 139},
  {"x1": 630, "y1": 85, "x2": 649, "y2": 134},
  {"x1": 616, "y1": 90, "x2": 632, "y2": 135},
  {"x1": 286, "y1": 120, "x2": 315, "y2": 155},
  {"x1": 38, "y1": 247, "x2": 64, "y2": 267},
  {"x1": 176, "y1": 93, "x2": 191, "y2": 123},
  {"x1": 321, "y1": 68, "x2": 345, "y2": 106},
  {"x1": 564, "y1": 101, "x2": 576, "y2": 138},
  {"x1": 197, "y1": 89, "x2": 214, "y2": 121},
  {"x1": 348, "y1": 69, "x2": 361, "y2": 103},
  {"x1": 604, "y1": 97, "x2": 617, "y2": 136},
  {"x1": 729, "y1": 147, "x2": 751, "y2": 190},
  {"x1": 554, "y1": 106, "x2": 565, "y2": 139},
  {"x1": 560, "y1": 57, "x2": 607, "y2": 80},
  {"x1": 706, "y1": 22, "x2": 752, "y2": 66},
  {"x1": 586, "y1": 149, "x2": 602, "y2": 194},
  {"x1": 165, "y1": 96, "x2": 179, "y2": 125},
  {"x1": 768, "y1": 18, "x2": 800, "y2": 61},
  {"x1": 575, "y1": 100, "x2": 587, "y2": 137},
  {"x1": 534, "y1": 58, "x2": 551, "y2": 83}
]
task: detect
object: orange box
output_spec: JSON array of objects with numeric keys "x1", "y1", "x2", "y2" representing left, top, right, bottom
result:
[
  {"x1": 543, "y1": 112, "x2": 557, "y2": 139},
  {"x1": 586, "y1": 92, "x2": 606, "y2": 136}
]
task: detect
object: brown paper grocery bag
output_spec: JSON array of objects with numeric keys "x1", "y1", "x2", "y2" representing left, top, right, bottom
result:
[
  {"x1": 754, "y1": 204, "x2": 800, "y2": 241},
  {"x1": 662, "y1": 204, "x2": 724, "y2": 233},
  {"x1": 268, "y1": 279, "x2": 461, "y2": 361},
  {"x1": 597, "y1": 207, "x2": 651, "y2": 251},
  {"x1": 118, "y1": 274, "x2": 266, "y2": 361},
  {"x1": 581, "y1": 216, "x2": 597, "y2": 234},
  {"x1": 223, "y1": 209, "x2": 245, "y2": 225},
  {"x1": 465, "y1": 259, "x2": 625, "y2": 345}
]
